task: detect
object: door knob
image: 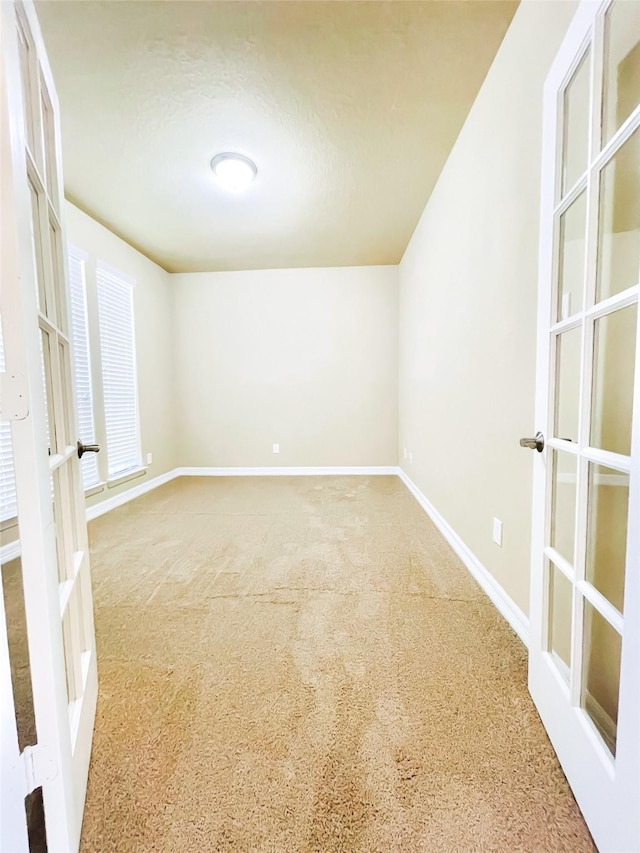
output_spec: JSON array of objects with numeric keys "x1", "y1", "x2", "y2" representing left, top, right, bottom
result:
[
  {"x1": 520, "y1": 432, "x2": 545, "y2": 452},
  {"x1": 77, "y1": 440, "x2": 100, "y2": 459}
]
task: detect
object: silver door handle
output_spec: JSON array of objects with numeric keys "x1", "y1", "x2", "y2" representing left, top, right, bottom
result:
[
  {"x1": 77, "y1": 441, "x2": 100, "y2": 458},
  {"x1": 519, "y1": 432, "x2": 545, "y2": 452}
]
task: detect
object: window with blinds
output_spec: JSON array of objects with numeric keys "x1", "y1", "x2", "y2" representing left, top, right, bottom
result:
[
  {"x1": 0, "y1": 318, "x2": 18, "y2": 522},
  {"x1": 96, "y1": 262, "x2": 141, "y2": 479},
  {"x1": 68, "y1": 247, "x2": 100, "y2": 489}
]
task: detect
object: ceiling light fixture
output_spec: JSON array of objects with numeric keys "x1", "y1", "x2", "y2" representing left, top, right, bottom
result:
[{"x1": 210, "y1": 152, "x2": 257, "y2": 193}]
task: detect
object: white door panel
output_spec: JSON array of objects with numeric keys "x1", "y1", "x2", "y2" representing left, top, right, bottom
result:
[
  {"x1": 1, "y1": 1, "x2": 98, "y2": 850},
  {"x1": 528, "y1": 1, "x2": 640, "y2": 851}
]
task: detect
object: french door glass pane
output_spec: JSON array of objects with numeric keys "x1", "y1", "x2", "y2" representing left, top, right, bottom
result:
[
  {"x1": 562, "y1": 48, "x2": 591, "y2": 195},
  {"x1": 590, "y1": 303, "x2": 638, "y2": 456},
  {"x1": 602, "y1": 1, "x2": 640, "y2": 146},
  {"x1": 52, "y1": 470, "x2": 67, "y2": 584},
  {"x1": 28, "y1": 178, "x2": 46, "y2": 314},
  {"x1": 548, "y1": 561, "x2": 573, "y2": 680},
  {"x1": 40, "y1": 83, "x2": 58, "y2": 202},
  {"x1": 586, "y1": 464, "x2": 629, "y2": 614},
  {"x1": 68, "y1": 252, "x2": 99, "y2": 490},
  {"x1": 58, "y1": 341, "x2": 72, "y2": 450},
  {"x1": 61, "y1": 604, "x2": 77, "y2": 704},
  {"x1": 550, "y1": 450, "x2": 577, "y2": 564},
  {"x1": 554, "y1": 326, "x2": 581, "y2": 442},
  {"x1": 0, "y1": 317, "x2": 18, "y2": 523},
  {"x1": 557, "y1": 191, "x2": 587, "y2": 320},
  {"x1": 39, "y1": 328, "x2": 53, "y2": 452},
  {"x1": 581, "y1": 599, "x2": 621, "y2": 756},
  {"x1": 49, "y1": 217, "x2": 66, "y2": 334},
  {"x1": 16, "y1": 16, "x2": 35, "y2": 156},
  {"x1": 67, "y1": 465, "x2": 80, "y2": 555},
  {"x1": 596, "y1": 129, "x2": 640, "y2": 302},
  {"x1": 65, "y1": 577, "x2": 87, "y2": 709}
]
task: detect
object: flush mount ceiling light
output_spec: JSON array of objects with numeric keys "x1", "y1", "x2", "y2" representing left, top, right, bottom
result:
[{"x1": 210, "y1": 152, "x2": 257, "y2": 193}]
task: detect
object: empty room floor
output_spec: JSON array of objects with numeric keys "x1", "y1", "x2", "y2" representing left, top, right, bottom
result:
[{"x1": 82, "y1": 476, "x2": 594, "y2": 851}]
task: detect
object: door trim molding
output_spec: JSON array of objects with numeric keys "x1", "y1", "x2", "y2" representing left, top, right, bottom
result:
[{"x1": 398, "y1": 468, "x2": 530, "y2": 647}]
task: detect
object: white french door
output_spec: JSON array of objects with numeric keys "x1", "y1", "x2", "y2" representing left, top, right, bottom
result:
[
  {"x1": 1, "y1": 1, "x2": 98, "y2": 851},
  {"x1": 528, "y1": 1, "x2": 640, "y2": 851}
]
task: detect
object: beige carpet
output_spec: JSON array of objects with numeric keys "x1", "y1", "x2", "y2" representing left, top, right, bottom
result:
[{"x1": 80, "y1": 475, "x2": 594, "y2": 852}]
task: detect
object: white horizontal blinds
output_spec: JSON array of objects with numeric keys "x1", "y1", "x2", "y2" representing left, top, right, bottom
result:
[
  {"x1": 96, "y1": 262, "x2": 141, "y2": 479},
  {"x1": 0, "y1": 316, "x2": 18, "y2": 522},
  {"x1": 68, "y1": 247, "x2": 99, "y2": 489}
]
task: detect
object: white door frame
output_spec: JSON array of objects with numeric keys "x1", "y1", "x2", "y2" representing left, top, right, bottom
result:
[
  {"x1": 528, "y1": 1, "x2": 640, "y2": 851},
  {"x1": 1, "y1": 1, "x2": 98, "y2": 850}
]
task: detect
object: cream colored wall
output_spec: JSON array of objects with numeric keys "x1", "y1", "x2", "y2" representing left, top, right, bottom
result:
[
  {"x1": 170, "y1": 266, "x2": 398, "y2": 468},
  {"x1": 65, "y1": 203, "x2": 177, "y2": 510},
  {"x1": 398, "y1": 0, "x2": 579, "y2": 616}
]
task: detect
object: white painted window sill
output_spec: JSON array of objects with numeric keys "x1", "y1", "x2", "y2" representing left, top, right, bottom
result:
[
  {"x1": 85, "y1": 482, "x2": 106, "y2": 498},
  {"x1": 0, "y1": 516, "x2": 19, "y2": 534},
  {"x1": 107, "y1": 466, "x2": 148, "y2": 489}
]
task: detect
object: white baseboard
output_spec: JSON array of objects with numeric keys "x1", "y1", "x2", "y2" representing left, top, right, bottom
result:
[
  {"x1": 85, "y1": 468, "x2": 179, "y2": 521},
  {"x1": 176, "y1": 466, "x2": 399, "y2": 477},
  {"x1": 398, "y1": 468, "x2": 529, "y2": 647}
]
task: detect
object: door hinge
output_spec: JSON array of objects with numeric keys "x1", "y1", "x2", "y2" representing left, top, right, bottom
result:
[
  {"x1": 0, "y1": 372, "x2": 29, "y2": 421},
  {"x1": 22, "y1": 744, "x2": 57, "y2": 795}
]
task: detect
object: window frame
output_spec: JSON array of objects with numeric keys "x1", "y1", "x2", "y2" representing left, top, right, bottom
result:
[{"x1": 95, "y1": 259, "x2": 143, "y2": 484}]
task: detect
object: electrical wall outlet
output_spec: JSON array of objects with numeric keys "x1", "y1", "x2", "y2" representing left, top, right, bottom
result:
[
  {"x1": 146, "y1": 452, "x2": 153, "y2": 466},
  {"x1": 273, "y1": 443, "x2": 280, "y2": 454},
  {"x1": 492, "y1": 518, "x2": 503, "y2": 547}
]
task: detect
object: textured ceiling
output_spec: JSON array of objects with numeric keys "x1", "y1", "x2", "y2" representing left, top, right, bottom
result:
[{"x1": 36, "y1": 1, "x2": 517, "y2": 273}]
